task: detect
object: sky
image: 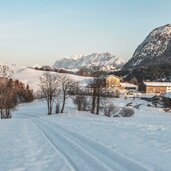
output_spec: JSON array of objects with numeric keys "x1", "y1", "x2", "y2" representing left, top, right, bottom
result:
[{"x1": 0, "y1": 0, "x2": 171, "y2": 66}]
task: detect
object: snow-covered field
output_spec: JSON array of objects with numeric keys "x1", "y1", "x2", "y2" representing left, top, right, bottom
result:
[
  {"x1": 0, "y1": 97, "x2": 171, "y2": 171},
  {"x1": 11, "y1": 65, "x2": 91, "y2": 92}
]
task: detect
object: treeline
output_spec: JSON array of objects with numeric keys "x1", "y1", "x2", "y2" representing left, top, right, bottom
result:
[
  {"x1": 0, "y1": 77, "x2": 33, "y2": 119},
  {"x1": 115, "y1": 63, "x2": 171, "y2": 83},
  {"x1": 31, "y1": 66, "x2": 101, "y2": 77},
  {"x1": 31, "y1": 66, "x2": 75, "y2": 74}
]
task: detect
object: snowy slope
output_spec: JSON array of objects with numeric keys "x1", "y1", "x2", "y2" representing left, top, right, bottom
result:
[
  {"x1": 0, "y1": 97, "x2": 169, "y2": 171},
  {"x1": 11, "y1": 65, "x2": 91, "y2": 93},
  {"x1": 123, "y1": 24, "x2": 171, "y2": 69},
  {"x1": 0, "y1": 118, "x2": 73, "y2": 171},
  {"x1": 54, "y1": 52, "x2": 125, "y2": 71}
]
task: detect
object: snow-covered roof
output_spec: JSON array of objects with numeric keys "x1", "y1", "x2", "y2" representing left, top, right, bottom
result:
[
  {"x1": 144, "y1": 82, "x2": 171, "y2": 87},
  {"x1": 120, "y1": 83, "x2": 138, "y2": 88}
]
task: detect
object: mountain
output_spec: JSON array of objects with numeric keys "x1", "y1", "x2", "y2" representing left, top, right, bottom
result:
[
  {"x1": 53, "y1": 52, "x2": 125, "y2": 71},
  {"x1": 123, "y1": 24, "x2": 171, "y2": 69}
]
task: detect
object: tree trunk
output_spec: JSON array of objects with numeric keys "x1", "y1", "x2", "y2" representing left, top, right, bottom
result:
[
  {"x1": 5, "y1": 109, "x2": 11, "y2": 118},
  {"x1": 55, "y1": 104, "x2": 60, "y2": 114},
  {"x1": 49, "y1": 100, "x2": 52, "y2": 115},
  {"x1": 1, "y1": 109, "x2": 3, "y2": 119},
  {"x1": 47, "y1": 100, "x2": 51, "y2": 115},
  {"x1": 48, "y1": 98, "x2": 53, "y2": 115},
  {"x1": 91, "y1": 88, "x2": 96, "y2": 114},
  {"x1": 61, "y1": 95, "x2": 66, "y2": 113},
  {"x1": 96, "y1": 88, "x2": 100, "y2": 115},
  {"x1": 46, "y1": 98, "x2": 50, "y2": 115},
  {"x1": 78, "y1": 96, "x2": 82, "y2": 111}
]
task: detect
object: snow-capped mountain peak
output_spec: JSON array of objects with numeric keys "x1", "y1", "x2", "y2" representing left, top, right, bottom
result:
[
  {"x1": 53, "y1": 52, "x2": 125, "y2": 71},
  {"x1": 123, "y1": 24, "x2": 171, "y2": 69}
]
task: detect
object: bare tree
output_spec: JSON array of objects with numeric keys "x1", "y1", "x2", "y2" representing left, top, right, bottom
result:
[
  {"x1": 0, "y1": 65, "x2": 14, "y2": 78},
  {"x1": 73, "y1": 95, "x2": 89, "y2": 111},
  {"x1": 1, "y1": 81, "x2": 17, "y2": 118},
  {"x1": 57, "y1": 75, "x2": 75, "y2": 113},
  {"x1": 88, "y1": 65, "x2": 105, "y2": 114},
  {"x1": 0, "y1": 65, "x2": 16, "y2": 119},
  {"x1": 0, "y1": 65, "x2": 34, "y2": 119},
  {"x1": 71, "y1": 82, "x2": 89, "y2": 111},
  {"x1": 0, "y1": 79, "x2": 9, "y2": 118},
  {"x1": 39, "y1": 72, "x2": 58, "y2": 115}
]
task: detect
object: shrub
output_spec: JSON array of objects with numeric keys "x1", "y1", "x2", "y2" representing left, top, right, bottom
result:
[
  {"x1": 102, "y1": 105, "x2": 134, "y2": 117},
  {"x1": 115, "y1": 107, "x2": 134, "y2": 117},
  {"x1": 73, "y1": 95, "x2": 89, "y2": 111}
]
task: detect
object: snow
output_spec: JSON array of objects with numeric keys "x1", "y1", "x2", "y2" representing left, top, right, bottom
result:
[
  {"x1": 0, "y1": 60, "x2": 123, "y2": 95},
  {"x1": 125, "y1": 24, "x2": 171, "y2": 68},
  {"x1": 54, "y1": 52, "x2": 125, "y2": 71},
  {"x1": 0, "y1": 96, "x2": 171, "y2": 171},
  {"x1": 144, "y1": 82, "x2": 171, "y2": 87},
  {"x1": 30, "y1": 64, "x2": 42, "y2": 69},
  {"x1": 0, "y1": 118, "x2": 73, "y2": 171},
  {"x1": 120, "y1": 82, "x2": 138, "y2": 88},
  {"x1": 11, "y1": 65, "x2": 91, "y2": 93},
  {"x1": 163, "y1": 92, "x2": 171, "y2": 98}
]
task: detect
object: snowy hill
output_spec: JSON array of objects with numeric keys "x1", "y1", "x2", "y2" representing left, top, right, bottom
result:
[
  {"x1": 123, "y1": 24, "x2": 171, "y2": 69},
  {"x1": 54, "y1": 52, "x2": 125, "y2": 71},
  {"x1": 11, "y1": 65, "x2": 91, "y2": 93}
]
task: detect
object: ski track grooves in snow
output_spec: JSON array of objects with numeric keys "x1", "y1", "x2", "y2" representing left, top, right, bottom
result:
[
  {"x1": 32, "y1": 118, "x2": 151, "y2": 171},
  {"x1": 30, "y1": 119, "x2": 77, "y2": 171},
  {"x1": 32, "y1": 118, "x2": 113, "y2": 171}
]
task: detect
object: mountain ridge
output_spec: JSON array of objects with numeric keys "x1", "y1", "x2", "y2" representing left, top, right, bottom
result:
[
  {"x1": 123, "y1": 24, "x2": 171, "y2": 69},
  {"x1": 53, "y1": 52, "x2": 125, "y2": 71}
]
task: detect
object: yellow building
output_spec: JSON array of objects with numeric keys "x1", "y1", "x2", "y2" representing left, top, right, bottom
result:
[{"x1": 106, "y1": 75, "x2": 122, "y2": 88}]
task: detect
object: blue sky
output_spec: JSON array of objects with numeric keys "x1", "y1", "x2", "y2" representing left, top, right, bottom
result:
[{"x1": 0, "y1": 0, "x2": 171, "y2": 66}]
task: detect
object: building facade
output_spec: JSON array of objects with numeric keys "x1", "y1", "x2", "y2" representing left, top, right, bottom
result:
[
  {"x1": 105, "y1": 75, "x2": 121, "y2": 88},
  {"x1": 140, "y1": 82, "x2": 171, "y2": 93},
  {"x1": 105, "y1": 75, "x2": 138, "y2": 93}
]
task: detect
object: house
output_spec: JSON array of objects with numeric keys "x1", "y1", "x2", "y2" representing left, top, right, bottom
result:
[
  {"x1": 85, "y1": 75, "x2": 138, "y2": 97},
  {"x1": 105, "y1": 75, "x2": 137, "y2": 91},
  {"x1": 105, "y1": 75, "x2": 122, "y2": 88},
  {"x1": 103, "y1": 75, "x2": 138, "y2": 94},
  {"x1": 140, "y1": 82, "x2": 171, "y2": 93}
]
